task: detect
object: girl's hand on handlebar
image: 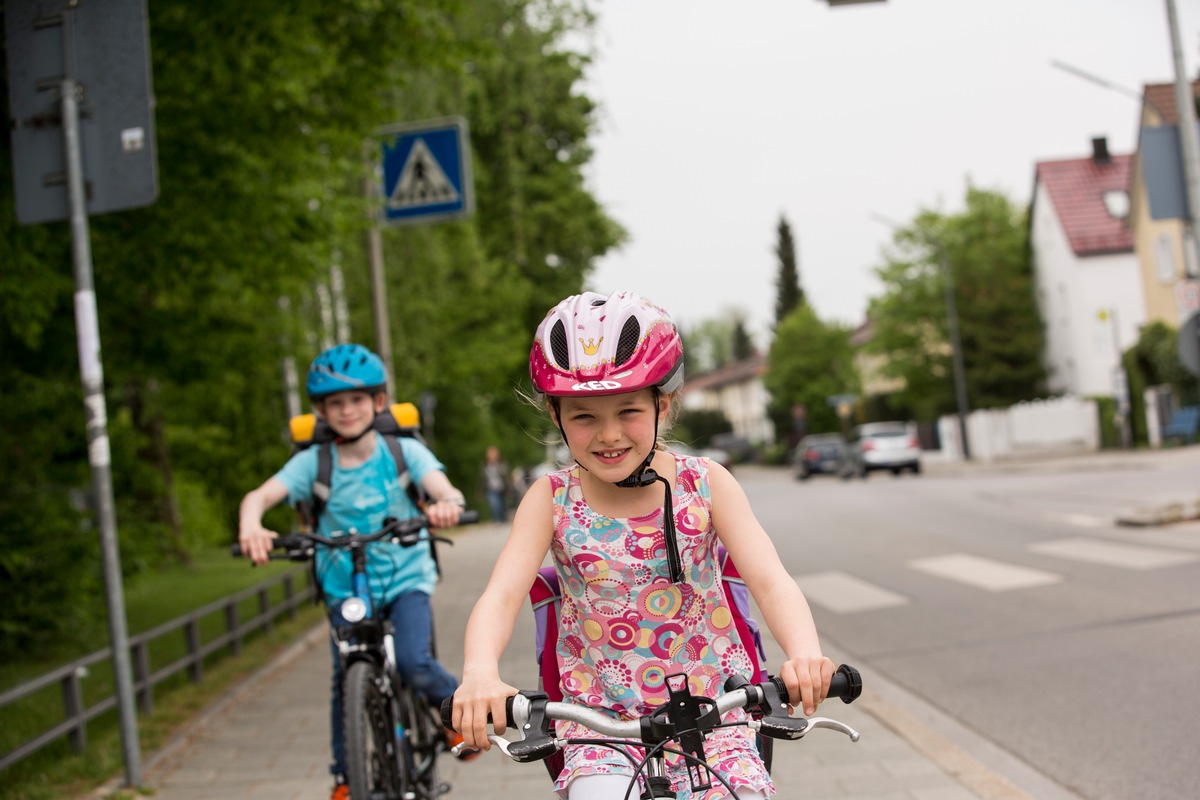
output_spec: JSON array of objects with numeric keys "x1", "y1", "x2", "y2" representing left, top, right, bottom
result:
[
  {"x1": 452, "y1": 674, "x2": 518, "y2": 751},
  {"x1": 779, "y1": 655, "x2": 836, "y2": 716},
  {"x1": 238, "y1": 523, "x2": 279, "y2": 566}
]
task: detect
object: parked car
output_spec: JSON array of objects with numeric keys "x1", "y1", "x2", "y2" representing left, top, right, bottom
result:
[
  {"x1": 846, "y1": 421, "x2": 921, "y2": 477},
  {"x1": 792, "y1": 433, "x2": 851, "y2": 481}
]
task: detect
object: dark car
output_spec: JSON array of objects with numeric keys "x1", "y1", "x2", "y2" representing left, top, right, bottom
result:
[{"x1": 793, "y1": 433, "x2": 851, "y2": 480}]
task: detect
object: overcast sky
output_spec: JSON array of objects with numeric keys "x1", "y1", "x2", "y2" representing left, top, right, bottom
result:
[{"x1": 579, "y1": 0, "x2": 1200, "y2": 346}]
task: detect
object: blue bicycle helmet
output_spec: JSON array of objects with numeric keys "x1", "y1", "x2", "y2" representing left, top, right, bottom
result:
[{"x1": 306, "y1": 344, "x2": 387, "y2": 400}]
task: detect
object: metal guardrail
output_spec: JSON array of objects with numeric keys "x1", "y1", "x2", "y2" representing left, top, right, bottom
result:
[{"x1": 0, "y1": 566, "x2": 317, "y2": 771}]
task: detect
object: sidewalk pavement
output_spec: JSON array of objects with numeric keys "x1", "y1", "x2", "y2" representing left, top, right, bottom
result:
[
  {"x1": 92, "y1": 519, "x2": 1085, "y2": 800},
  {"x1": 99, "y1": 621, "x2": 1044, "y2": 800}
]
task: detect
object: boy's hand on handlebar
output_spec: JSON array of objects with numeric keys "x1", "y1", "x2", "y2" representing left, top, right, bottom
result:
[
  {"x1": 452, "y1": 674, "x2": 518, "y2": 751},
  {"x1": 780, "y1": 655, "x2": 836, "y2": 717},
  {"x1": 238, "y1": 523, "x2": 278, "y2": 565},
  {"x1": 425, "y1": 499, "x2": 464, "y2": 529}
]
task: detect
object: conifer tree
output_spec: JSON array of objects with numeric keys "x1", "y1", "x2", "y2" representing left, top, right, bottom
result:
[{"x1": 774, "y1": 215, "x2": 805, "y2": 325}]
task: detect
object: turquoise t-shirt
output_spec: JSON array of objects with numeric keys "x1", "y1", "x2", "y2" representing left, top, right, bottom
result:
[{"x1": 273, "y1": 432, "x2": 443, "y2": 606}]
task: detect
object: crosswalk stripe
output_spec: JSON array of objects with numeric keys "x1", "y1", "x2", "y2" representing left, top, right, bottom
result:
[
  {"x1": 1042, "y1": 511, "x2": 1109, "y2": 528},
  {"x1": 1028, "y1": 538, "x2": 1199, "y2": 569},
  {"x1": 793, "y1": 570, "x2": 909, "y2": 613},
  {"x1": 908, "y1": 554, "x2": 1062, "y2": 591}
]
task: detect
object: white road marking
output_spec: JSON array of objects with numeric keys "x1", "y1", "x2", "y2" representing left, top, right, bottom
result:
[
  {"x1": 907, "y1": 554, "x2": 1062, "y2": 591},
  {"x1": 1042, "y1": 511, "x2": 1109, "y2": 528},
  {"x1": 793, "y1": 570, "x2": 909, "y2": 613},
  {"x1": 1028, "y1": 538, "x2": 1199, "y2": 570}
]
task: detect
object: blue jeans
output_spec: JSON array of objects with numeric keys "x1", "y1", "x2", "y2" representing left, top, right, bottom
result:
[
  {"x1": 327, "y1": 590, "x2": 459, "y2": 778},
  {"x1": 485, "y1": 489, "x2": 506, "y2": 522}
]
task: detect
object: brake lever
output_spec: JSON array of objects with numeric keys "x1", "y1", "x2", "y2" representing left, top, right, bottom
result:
[{"x1": 806, "y1": 716, "x2": 861, "y2": 742}]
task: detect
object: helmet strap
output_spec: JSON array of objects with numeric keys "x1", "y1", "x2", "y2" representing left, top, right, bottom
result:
[
  {"x1": 552, "y1": 390, "x2": 682, "y2": 584},
  {"x1": 612, "y1": 388, "x2": 683, "y2": 583}
]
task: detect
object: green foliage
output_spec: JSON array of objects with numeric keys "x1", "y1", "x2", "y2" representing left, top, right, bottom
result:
[
  {"x1": 774, "y1": 215, "x2": 804, "y2": 324},
  {"x1": 866, "y1": 186, "x2": 1045, "y2": 419},
  {"x1": 764, "y1": 305, "x2": 860, "y2": 443},
  {"x1": 674, "y1": 409, "x2": 734, "y2": 449},
  {"x1": 0, "y1": 1, "x2": 619, "y2": 656},
  {"x1": 1132, "y1": 321, "x2": 1198, "y2": 405}
]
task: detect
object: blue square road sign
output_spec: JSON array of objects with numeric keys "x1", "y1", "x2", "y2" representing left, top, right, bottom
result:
[{"x1": 378, "y1": 117, "x2": 474, "y2": 226}]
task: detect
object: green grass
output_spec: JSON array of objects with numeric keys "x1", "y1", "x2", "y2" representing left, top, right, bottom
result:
[{"x1": 0, "y1": 546, "x2": 324, "y2": 800}]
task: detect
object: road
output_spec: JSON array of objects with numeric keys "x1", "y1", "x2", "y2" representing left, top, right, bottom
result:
[{"x1": 755, "y1": 447, "x2": 1200, "y2": 800}]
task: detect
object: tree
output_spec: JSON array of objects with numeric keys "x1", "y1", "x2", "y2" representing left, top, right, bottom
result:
[
  {"x1": 732, "y1": 318, "x2": 755, "y2": 361},
  {"x1": 774, "y1": 215, "x2": 804, "y2": 325},
  {"x1": 764, "y1": 305, "x2": 860, "y2": 444},
  {"x1": 0, "y1": 0, "x2": 622, "y2": 656},
  {"x1": 866, "y1": 187, "x2": 1045, "y2": 420}
]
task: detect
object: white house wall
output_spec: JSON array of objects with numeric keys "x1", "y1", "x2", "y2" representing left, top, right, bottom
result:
[{"x1": 1031, "y1": 182, "x2": 1145, "y2": 398}]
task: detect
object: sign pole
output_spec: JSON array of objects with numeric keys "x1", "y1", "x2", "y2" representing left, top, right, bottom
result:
[
  {"x1": 62, "y1": 76, "x2": 142, "y2": 788},
  {"x1": 363, "y1": 168, "x2": 395, "y2": 397}
]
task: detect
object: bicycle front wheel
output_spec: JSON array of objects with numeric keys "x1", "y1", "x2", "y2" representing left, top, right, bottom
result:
[{"x1": 344, "y1": 660, "x2": 401, "y2": 800}]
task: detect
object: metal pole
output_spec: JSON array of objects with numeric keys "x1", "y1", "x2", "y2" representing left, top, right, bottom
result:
[
  {"x1": 1107, "y1": 308, "x2": 1133, "y2": 449},
  {"x1": 364, "y1": 168, "x2": 395, "y2": 397},
  {"x1": 62, "y1": 77, "x2": 143, "y2": 788},
  {"x1": 1166, "y1": 0, "x2": 1200, "y2": 276},
  {"x1": 940, "y1": 248, "x2": 972, "y2": 460}
]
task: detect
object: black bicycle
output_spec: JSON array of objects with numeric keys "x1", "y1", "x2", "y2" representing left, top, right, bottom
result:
[
  {"x1": 442, "y1": 664, "x2": 862, "y2": 800},
  {"x1": 236, "y1": 511, "x2": 478, "y2": 800}
]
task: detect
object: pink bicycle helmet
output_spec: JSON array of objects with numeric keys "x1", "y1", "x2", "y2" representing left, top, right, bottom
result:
[{"x1": 530, "y1": 291, "x2": 684, "y2": 397}]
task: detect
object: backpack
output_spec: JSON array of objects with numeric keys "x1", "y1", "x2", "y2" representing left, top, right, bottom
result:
[
  {"x1": 288, "y1": 402, "x2": 441, "y2": 576},
  {"x1": 528, "y1": 545, "x2": 770, "y2": 778}
]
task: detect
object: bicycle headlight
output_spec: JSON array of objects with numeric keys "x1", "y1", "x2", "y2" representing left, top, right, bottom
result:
[{"x1": 341, "y1": 597, "x2": 368, "y2": 623}]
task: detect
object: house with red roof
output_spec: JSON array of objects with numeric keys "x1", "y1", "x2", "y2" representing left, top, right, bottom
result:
[
  {"x1": 1031, "y1": 137, "x2": 1143, "y2": 397},
  {"x1": 681, "y1": 352, "x2": 775, "y2": 447}
]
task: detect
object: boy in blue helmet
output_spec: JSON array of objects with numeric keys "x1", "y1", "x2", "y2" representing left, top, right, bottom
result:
[{"x1": 238, "y1": 343, "x2": 476, "y2": 800}]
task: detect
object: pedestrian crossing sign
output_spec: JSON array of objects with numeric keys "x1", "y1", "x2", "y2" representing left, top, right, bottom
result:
[{"x1": 378, "y1": 117, "x2": 474, "y2": 226}]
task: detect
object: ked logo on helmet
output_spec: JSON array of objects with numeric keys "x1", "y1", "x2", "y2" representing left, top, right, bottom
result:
[{"x1": 572, "y1": 380, "x2": 623, "y2": 392}]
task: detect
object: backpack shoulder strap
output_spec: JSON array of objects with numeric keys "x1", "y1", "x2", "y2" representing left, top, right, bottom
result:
[
  {"x1": 380, "y1": 433, "x2": 442, "y2": 578},
  {"x1": 309, "y1": 441, "x2": 334, "y2": 527},
  {"x1": 529, "y1": 567, "x2": 564, "y2": 702}
]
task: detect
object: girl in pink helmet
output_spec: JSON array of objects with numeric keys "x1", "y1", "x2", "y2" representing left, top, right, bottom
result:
[{"x1": 453, "y1": 291, "x2": 835, "y2": 799}]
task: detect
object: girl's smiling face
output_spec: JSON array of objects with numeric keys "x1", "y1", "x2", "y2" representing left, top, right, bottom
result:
[{"x1": 556, "y1": 389, "x2": 667, "y2": 481}]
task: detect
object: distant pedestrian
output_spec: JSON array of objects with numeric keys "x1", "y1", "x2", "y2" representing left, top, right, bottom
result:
[{"x1": 478, "y1": 445, "x2": 510, "y2": 522}]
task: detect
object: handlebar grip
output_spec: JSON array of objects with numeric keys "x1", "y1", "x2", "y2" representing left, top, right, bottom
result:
[
  {"x1": 829, "y1": 664, "x2": 863, "y2": 703},
  {"x1": 437, "y1": 692, "x2": 517, "y2": 731},
  {"x1": 458, "y1": 509, "x2": 481, "y2": 525},
  {"x1": 230, "y1": 543, "x2": 244, "y2": 557}
]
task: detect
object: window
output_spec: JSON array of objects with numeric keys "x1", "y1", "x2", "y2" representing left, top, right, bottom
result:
[
  {"x1": 1102, "y1": 190, "x2": 1130, "y2": 220},
  {"x1": 1156, "y1": 234, "x2": 1177, "y2": 284}
]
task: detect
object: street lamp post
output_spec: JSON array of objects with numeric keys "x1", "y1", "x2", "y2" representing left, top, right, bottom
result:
[{"x1": 939, "y1": 248, "x2": 973, "y2": 461}]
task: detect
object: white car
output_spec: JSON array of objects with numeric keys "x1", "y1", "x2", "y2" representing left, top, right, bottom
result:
[{"x1": 848, "y1": 421, "x2": 922, "y2": 477}]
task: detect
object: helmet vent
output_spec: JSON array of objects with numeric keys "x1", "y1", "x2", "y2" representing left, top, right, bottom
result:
[
  {"x1": 614, "y1": 317, "x2": 641, "y2": 366},
  {"x1": 550, "y1": 320, "x2": 570, "y2": 369}
]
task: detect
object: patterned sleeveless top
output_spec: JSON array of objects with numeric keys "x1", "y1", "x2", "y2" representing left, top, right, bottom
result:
[{"x1": 547, "y1": 454, "x2": 757, "y2": 717}]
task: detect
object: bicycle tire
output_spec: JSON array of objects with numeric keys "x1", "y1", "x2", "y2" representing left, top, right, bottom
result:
[
  {"x1": 399, "y1": 685, "x2": 445, "y2": 798},
  {"x1": 344, "y1": 660, "x2": 402, "y2": 800}
]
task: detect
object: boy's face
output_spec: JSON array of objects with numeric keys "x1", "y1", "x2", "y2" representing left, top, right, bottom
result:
[{"x1": 315, "y1": 391, "x2": 386, "y2": 439}]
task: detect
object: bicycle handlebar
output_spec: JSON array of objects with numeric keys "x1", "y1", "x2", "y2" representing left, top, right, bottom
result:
[
  {"x1": 231, "y1": 509, "x2": 480, "y2": 559},
  {"x1": 440, "y1": 664, "x2": 862, "y2": 763}
]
